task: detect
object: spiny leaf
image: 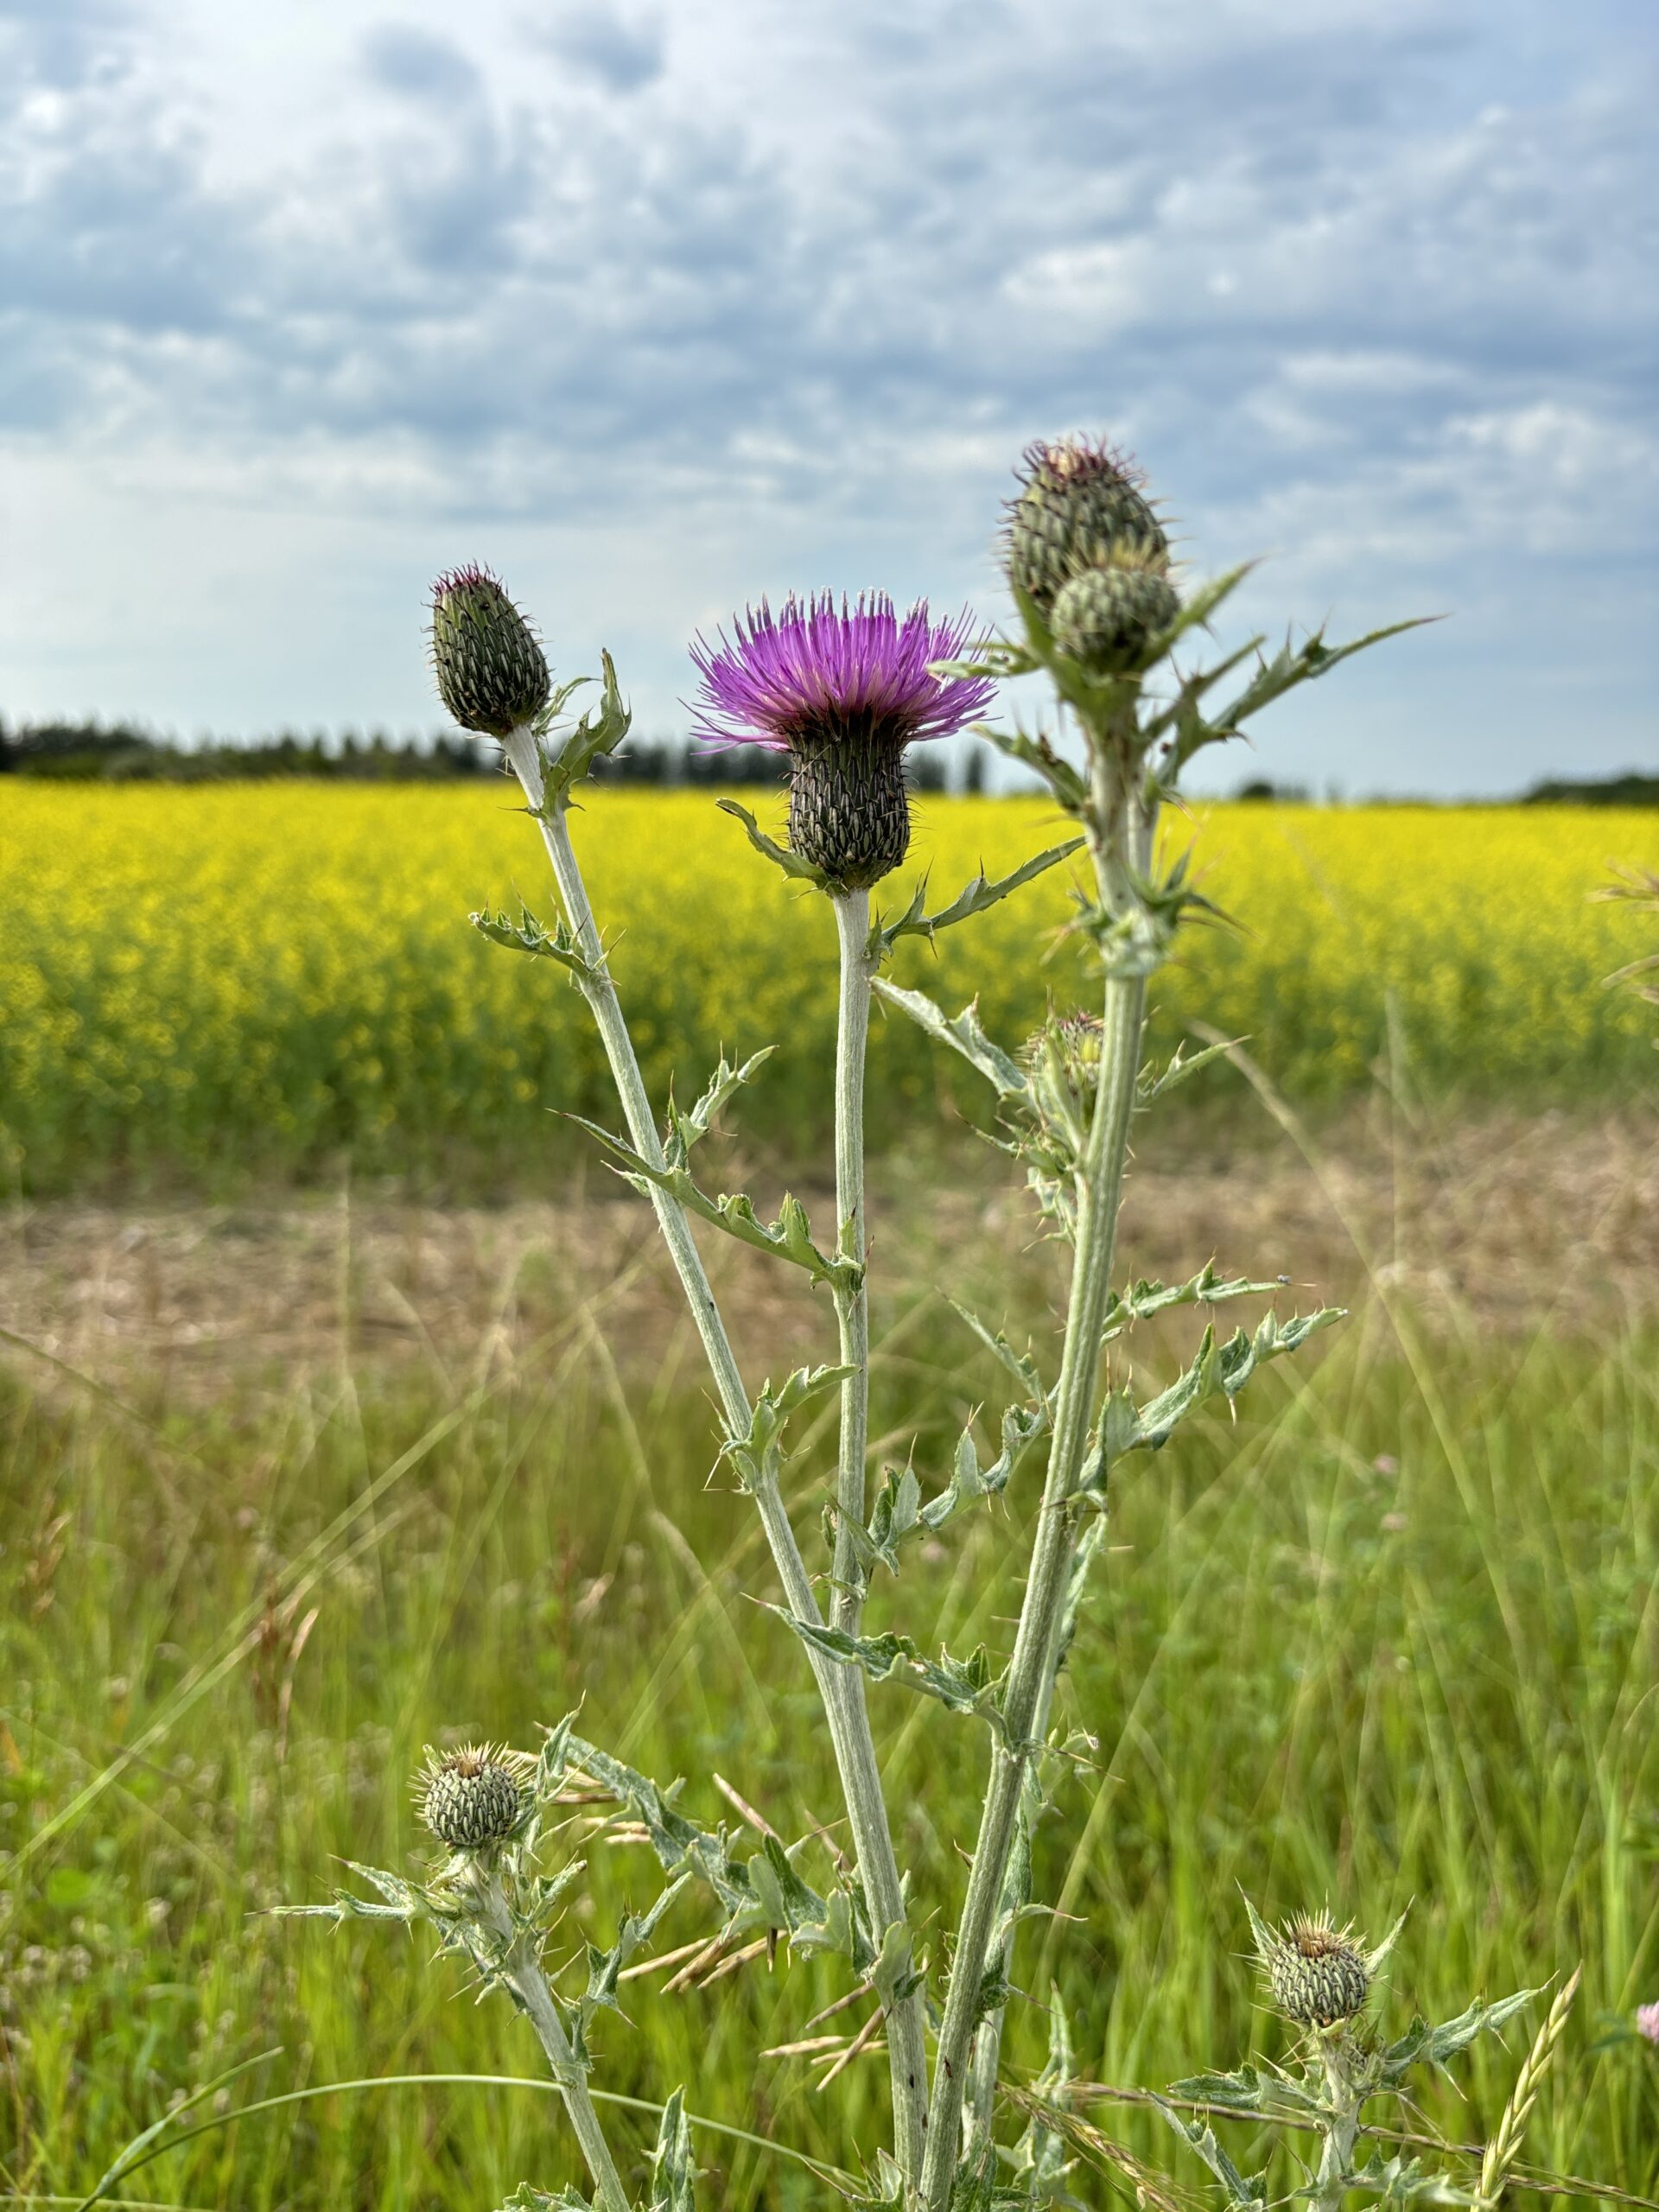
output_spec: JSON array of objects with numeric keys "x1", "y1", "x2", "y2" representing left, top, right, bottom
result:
[
  {"x1": 1344, "y1": 2152, "x2": 1478, "y2": 2208},
  {"x1": 721, "y1": 1363, "x2": 856, "y2": 1493},
  {"x1": 664, "y1": 1047, "x2": 775, "y2": 1167},
  {"x1": 1137, "y1": 1037, "x2": 1242, "y2": 1107},
  {"x1": 1150, "y1": 2098, "x2": 1267, "y2": 2207},
  {"x1": 1166, "y1": 617, "x2": 1433, "y2": 773},
  {"x1": 1095, "y1": 1306, "x2": 1344, "y2": 1465},
  {"x1": 772, "y1": 1612, "x2": 1007, "y2": 1730},
  {"x1": 565, "y1": 1116, "x2": 856, "y2": 1291},
  {"x1": 1168, "y1": 2065, "x2": 1327, "y2": 2124},
  {"x1": 716, "y1": 797, "x2": 828, "y2": 887},
  {"x1": 537, "y1": 652, "x2": 631, "y2": 804},
  {"x1": 868, "y1": 840, "x2": 1084, "y2": 963},
  {"x1": 981, "y1": 723, "x2": 1090, "y2": 814},
  {"x1": 870, "y1": 982, "x2": 1031, "y2": 1100},
  {"x1": 1099, "y1": 1262, "x2": 1288, "y2": 1344},
  {"x1": 565, "y1": 1732, "x2": 864, "y2": 1967},
  {"x1": 651, "y1": 2088, "x2": 697, "y2": 2212},
  {"x1": 470, "y1": 904, "x2": 596, "y2": 982},
  {"x1": 577, "y1": 1876, "x2": 690, "y2": 2045},
  {"x1": 1380, "y1": 1986, "x2": 1544, "y2": 2085},
  {"x1": 941, "y1": 1298, "x2": 1048, "y2": 1396}
]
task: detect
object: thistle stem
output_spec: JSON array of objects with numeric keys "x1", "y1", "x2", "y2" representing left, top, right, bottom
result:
[
  {"x1": 830, "y1": 887, "x2": 873, "y2": 1636},
  {"x1": 472, "y1": 1867, "x2": 631, "y2": 2212},
  {"x1": 918, "y1": 949, "x2": 1147, "y2": 2210},
  {"x1": 1312, "y1": 2036, "x2": 1363, "y2": 2212},
  {"x1": 503, "y1": 730, "x2": 929, "y2": 2185}
]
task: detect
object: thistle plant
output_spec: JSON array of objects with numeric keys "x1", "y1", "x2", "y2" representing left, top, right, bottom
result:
[
  {"x1": 281, "y1": 437, "x2": 1546, "y2": 2212},
  {"x1": 1131, "y1": 1901, "x2": 1576, "y2": 2212}
]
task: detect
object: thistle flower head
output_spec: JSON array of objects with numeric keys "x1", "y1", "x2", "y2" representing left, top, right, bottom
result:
[
  {"x1": 688, "y1": 593, "x2": 994, "y2": 891},
  {"x1": 1050, "y1": 555, "x2": 1181, "y2": 677},
  {"x1": 429, "y1": 565, "x2": 550, "y2": 740},
  {"x1": 1253, "y1": 1906, "x2": 1372, "y2": 2028},
  {"x1": 1004, "y1": 435, "x2": 1170, "y2": 616},
  {"x1": 416, "y1": 1741, "x2": 533, "y2": 1853}
]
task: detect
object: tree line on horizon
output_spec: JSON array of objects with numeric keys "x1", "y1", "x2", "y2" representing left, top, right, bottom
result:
[{"x1": 0, "y1": 715, "x2": 1651, "y2": 805}]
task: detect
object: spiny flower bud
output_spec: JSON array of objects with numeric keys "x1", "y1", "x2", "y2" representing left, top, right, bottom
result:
[
  {"x1": 1005, "y1": 437, "x2": 1170, "y2": 616},
  {"x1": 1025, "y1": 1009, "x2": 1103, "y2": 1099},
  {"x1": 416, "y1": 1743, "x2": 531, "y2": 1853},
  {"x1": 787, "y1": 734, "x2": 912, "y2": 890},
  {"x1": 1256, "y1": 1909, "x2": 1371, "y2": 2027},
  {"x1": 429, "y1": 566, "x2": 550, "y2": 740},
  {"x1": 1050, "y1": 562, "x2": 1181, "y2": 676}
]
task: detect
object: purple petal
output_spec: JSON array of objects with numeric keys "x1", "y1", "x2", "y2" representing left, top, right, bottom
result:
[{"x1": 687, "y1": 591, "x2": 995, "y2": 751}]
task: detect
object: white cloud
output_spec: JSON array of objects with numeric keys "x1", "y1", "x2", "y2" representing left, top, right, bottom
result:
[{"x1": 0, "y1": 0, "x2": 1654, "y2": 791}]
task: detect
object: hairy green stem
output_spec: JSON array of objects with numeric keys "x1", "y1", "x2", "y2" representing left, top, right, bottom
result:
[
  {"x1": 1312, "y1": 2037, "x2": 1363, "y2": 2212},
  {"x1": 830, "y1": 887, "x2": 873, "y2": 1636},
  {"x1": 471, "y1": 1866, "x2": 631, "y2": 2212},
  {"x1": 920, "y1": 760, "x2": 1152, "y2": 2208},
  {"x1": 503, "y1": 729, "x2": 928, "y2": 2184}
]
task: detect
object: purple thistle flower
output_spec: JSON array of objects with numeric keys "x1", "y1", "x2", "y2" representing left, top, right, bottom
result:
[{"x1": 689, "y1": 593, "x2": 995, "y2": 891}]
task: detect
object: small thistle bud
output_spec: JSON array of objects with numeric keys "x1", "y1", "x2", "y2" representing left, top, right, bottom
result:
[
  {"x1": 1005, "y1": 437, "x2": 1170, "y2": 616},
  {"x1": 1025, "y1": 1009, "x2": 1103, "y2": 1103},
  {"x1": 1255, "y1": 1908, "x2": 1371, "y2": 2028},
  {"x1": 429, "y1": 566, "x2": 550, "y2": 739},
  {"x1": 1050, "y1": 563, "x2": 1181, "y2": 676},
  {"x1": 416, "y1": 1743, "x2": 531, "y2": 1853}
]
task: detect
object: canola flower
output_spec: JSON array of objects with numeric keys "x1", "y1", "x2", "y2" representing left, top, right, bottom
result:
[{"x1": 0, "y1": 783, "x2": 1655, "y2": 1191}]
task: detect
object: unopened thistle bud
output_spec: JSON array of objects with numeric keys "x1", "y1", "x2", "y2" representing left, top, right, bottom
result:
[
  {"x1": 1005, "y1": 437, "x2": 1170, "y2": 616},
  {"x1": 1050, "y1": 561, "x2": 1181, "y2": 676},
  {"x1": 429, "y1": 566, "x2": 550, "y2": 740},
  {"x1": 416, "y1": 1743, "x2": 531, "y2": 1853},
  {"x1": 1255, "y1": 1909, "x2": 1371, "y2": 2028},
  {"x1": 1025, "y1": 1009, "x2": 1103, "y2": 1103}
]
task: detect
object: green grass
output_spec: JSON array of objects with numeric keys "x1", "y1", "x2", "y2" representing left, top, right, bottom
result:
[{"x1": 3, "y1": 1268, "x2": 1658, "y2": 2208}]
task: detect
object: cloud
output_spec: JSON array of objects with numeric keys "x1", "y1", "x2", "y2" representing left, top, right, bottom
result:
[
  {"x1": 0, "y1": 0, "x2": 1654, "y2": 790},
  {"x1": 534, "y1": 4, "x2": 664, "y2": 93},
  {"x1": 362, "y1": 23, "x2": 484, "y2": 105}
]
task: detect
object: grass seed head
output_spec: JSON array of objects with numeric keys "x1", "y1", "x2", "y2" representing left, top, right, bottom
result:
[
  {"x1": 429, "y1": 566, "x2": 551, "y2": 741},
  {"x1": 416, "y1": 1741, "x2": 532, "y2": 1853}
]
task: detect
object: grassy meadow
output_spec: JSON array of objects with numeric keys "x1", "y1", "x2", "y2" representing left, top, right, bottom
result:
[{"x1": 2, "y1": 781, "x2": 1658, "y2": 2207}]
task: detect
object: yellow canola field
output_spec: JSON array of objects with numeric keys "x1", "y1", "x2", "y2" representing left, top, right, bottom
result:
[{"x1": 1, "y1": 784, "x2": 1654, "y2": 1189}]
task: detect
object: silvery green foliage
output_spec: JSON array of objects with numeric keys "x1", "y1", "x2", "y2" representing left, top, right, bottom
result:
[{"x1": 278, "y1": 442, "x2": 1487, "y2": 2212}]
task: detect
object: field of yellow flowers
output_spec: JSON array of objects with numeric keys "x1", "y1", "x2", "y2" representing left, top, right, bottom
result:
[{"x1": 2, "y1": 783, "x2": 1654, "y2": 1192}]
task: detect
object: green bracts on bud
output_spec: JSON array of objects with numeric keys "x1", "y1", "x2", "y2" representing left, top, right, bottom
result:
[
  {"x1": 430, "y1": 566, "x2": 551, "y2": 739},
  {"x1": 788, "y1": 736, "x2": 912, "y2": 891},
  {"x1": 1051, "y1": 562, "x2": 1181, "y2": 675},
  {"x1": 1005, "y1": 437, "x2": 1170, "y2": 615},
  {"x1": 1255, "y1": 1909, "x2": 1371, "y2": 2028},
  {"x1": 416, "y1": 1743, "x2": 532, "y2": 1853}
]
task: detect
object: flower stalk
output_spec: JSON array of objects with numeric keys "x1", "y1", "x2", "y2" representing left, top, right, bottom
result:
[
  {"x1": 499, "y1": 724, "x2": 931, "y2": 2184},
  {"x1": 830, "y1": 887, "x2": 874, "y2": 1637},
  {"x1": 920, "y1": 959, "x2": 1147, "y2": 2208},
  {"x1": 464, "y1": 1860, "x2": 632, "y2": 2212}
]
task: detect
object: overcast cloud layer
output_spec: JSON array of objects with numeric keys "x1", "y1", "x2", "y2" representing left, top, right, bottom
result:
[{"x1": 1, "y1": 0, "x2": 1654, "y2": 793}]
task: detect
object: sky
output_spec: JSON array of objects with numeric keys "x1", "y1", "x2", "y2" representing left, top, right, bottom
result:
[{"x1": 1, "y1": 0, "x2": 1655, "y2": 797}]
